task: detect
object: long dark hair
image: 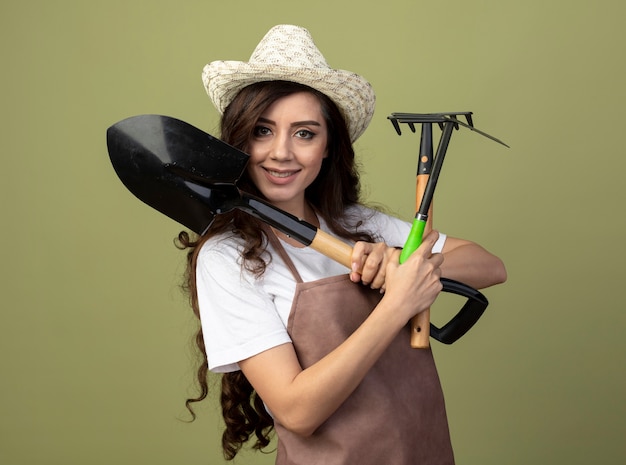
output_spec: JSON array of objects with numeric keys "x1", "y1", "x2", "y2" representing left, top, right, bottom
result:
[{"x1": 179, "y1": 80, "x2": 374, "y2": 460}]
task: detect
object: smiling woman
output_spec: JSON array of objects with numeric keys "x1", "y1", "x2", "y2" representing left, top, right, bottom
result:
[{"x1": 176, "y1": 25, "x2": 506, "y2": 465}]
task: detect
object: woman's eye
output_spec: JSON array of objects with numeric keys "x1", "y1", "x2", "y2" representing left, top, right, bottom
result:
[
  {"x1": 295, "y1": 129, "x2": 314, "y2": 139},
  {"x1": 253, "y1": 126, "x2": 271, "y2": 137}
]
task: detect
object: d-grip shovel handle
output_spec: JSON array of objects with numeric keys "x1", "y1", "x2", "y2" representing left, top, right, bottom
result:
[{"x1": 431, "y1": 278, "x2": 488, "y2": 344}]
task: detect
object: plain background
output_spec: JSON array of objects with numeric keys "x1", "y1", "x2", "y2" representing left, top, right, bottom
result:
[{"x1": 2, "y1": 1, "x2": 625, "y2": 464}]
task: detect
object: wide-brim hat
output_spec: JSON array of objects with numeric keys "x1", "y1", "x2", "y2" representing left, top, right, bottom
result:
[{"x1": 202, "y1": 24, "x2": 376, "y2": 142}]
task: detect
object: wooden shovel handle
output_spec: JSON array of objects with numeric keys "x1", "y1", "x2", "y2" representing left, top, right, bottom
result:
[{"x1": 310, "y1": 229, "x2": 353, "y2": 268}]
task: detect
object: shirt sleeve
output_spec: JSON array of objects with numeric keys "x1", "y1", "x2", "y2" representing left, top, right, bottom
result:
[
  {"x1": 196, "y1": 240, "x2": 292, "y2": 373},
  {"x1": 356, "y1": 207, "x2": 447, "y2": 253}
]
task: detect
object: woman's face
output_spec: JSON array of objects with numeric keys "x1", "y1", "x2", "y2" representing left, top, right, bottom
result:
[{"x1": 246, "y1": 92, "x2": 328, "y2": 217}]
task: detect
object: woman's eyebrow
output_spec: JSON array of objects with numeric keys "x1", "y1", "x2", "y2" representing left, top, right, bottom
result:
[
  {"x1": 291, "y1": 120, "x2": 322, "y2": 127},
  {"x1": 257, "y1": 117, "x2": 322, "y2": 127}
]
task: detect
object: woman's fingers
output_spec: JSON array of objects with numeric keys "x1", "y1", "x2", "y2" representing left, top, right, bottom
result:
[
  {"x1": 381, "y1": 232, "x2": 444, "y2": 319},
  {"x1": 351, "y1": 242, "x2": 393, "y2": 288},
  {"x1": 351, "y1": 231, "x2": 443, "y2": 300}
]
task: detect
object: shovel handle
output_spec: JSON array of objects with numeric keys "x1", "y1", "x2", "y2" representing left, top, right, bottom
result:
[{"x1": 310, "y1": 229, "x2": 353, "y2": 268}]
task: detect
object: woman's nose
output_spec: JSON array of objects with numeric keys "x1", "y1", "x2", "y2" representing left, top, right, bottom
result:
[{"x1": 269, "y1": 135, "x2": 292, "y2": 160}]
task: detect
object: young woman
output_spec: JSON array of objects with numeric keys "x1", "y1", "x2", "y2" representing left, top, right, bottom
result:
[{"x1": 180, "y1": 25, "x2": 506, "y2": 465}]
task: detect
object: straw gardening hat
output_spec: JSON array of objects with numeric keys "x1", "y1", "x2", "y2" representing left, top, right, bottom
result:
[{"x1": 202, "y1": 24, "x2": 376, "y2": 142}]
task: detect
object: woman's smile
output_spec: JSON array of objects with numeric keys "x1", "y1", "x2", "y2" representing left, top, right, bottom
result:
[{"x1": 263, "y1": 167, "x2": 301, "y2": 181}]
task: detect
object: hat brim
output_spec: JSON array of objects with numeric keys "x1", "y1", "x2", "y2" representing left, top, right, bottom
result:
[{"x1": 203, "y1": 61, "x2": 375, "y2": 142}]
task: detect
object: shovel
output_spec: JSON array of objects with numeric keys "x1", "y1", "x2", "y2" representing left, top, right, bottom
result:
[{"x1": 107, "y1": 114, "x2": 488, "y2": 344}]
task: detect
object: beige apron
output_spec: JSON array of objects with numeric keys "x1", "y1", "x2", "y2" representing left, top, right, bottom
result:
[{"x1": 268, "y1": 232, "x2": 455, "y2": 465}]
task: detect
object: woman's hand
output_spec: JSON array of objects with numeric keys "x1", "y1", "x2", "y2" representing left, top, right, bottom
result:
[
  {"x1": 380, "y1": 230, "x2": 444, "y2": 322},
  {"x1": 350, "y1": 241, "x2": 396, "y2": 290}
]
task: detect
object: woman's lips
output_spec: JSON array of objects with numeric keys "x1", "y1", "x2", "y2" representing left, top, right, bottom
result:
[
  {"x1": 263, "y1": 168, "x2": 300, "y2": 184},
  {"x1": 267, "y1": 169, "x2": 296, "y2": 178}
]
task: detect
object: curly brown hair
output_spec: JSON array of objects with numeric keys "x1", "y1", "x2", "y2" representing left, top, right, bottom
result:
[{"x1": 179, "y1": 80, "x2": 374, "y2": 460}]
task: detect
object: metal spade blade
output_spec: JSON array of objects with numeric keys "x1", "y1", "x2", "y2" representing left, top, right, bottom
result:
[{"x1": 106, "y1": 114, "x2": 249, "y2": 234}]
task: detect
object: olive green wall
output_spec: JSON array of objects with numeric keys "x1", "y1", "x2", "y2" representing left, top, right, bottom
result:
[{"x1": 2, "y1": 1, "x2": 624, "y2": 464}]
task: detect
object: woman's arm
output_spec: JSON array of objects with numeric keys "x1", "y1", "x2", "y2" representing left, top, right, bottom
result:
[
  {"x1": 439, "y1": 237, "x2": 507, "y2": 289},
  {"x1": 349, "y1": 233, "x2": 506, "y2": 291},
  {"x1": 239, "y1": 232, "x2": 444, "y2": 437}
]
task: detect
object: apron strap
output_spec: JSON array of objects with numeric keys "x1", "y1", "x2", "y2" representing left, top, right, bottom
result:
[{"x1": 264, "y1": 225, "x2": 304, "y2": 284}]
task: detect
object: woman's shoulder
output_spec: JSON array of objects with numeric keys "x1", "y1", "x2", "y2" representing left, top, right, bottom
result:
[
  {"x1": 196, "y1": 230, "x2": 272, "y2": 282},
  {"x1": 343, "y1": 204, "x2": 410, "y2": 239},
  {"x1": 197, "y1": 230, "x2": 245, "y2": 263},
  {"x1": 334, "y1": 204, "x2": 409, "y2": 246},
  {"x1": 195, "y1": 231, "x2": 264, "y2": 289},
  {"x1": 344, "y1": 203, "x2": 403, "y2": 220}
]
